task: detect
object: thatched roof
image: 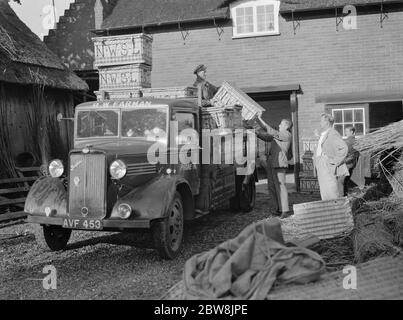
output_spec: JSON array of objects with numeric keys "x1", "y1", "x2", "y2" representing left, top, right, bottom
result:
[{"x1": 0, "y1": 0, "x2": 88, "y2": 91}]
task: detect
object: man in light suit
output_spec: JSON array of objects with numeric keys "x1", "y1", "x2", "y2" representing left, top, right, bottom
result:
[
  {"x1": 254, "y1": 117, "x2": 293, "y2": 217},
  {"x1": 314, "y1": 114, "x2": 349, "y2": 200}
]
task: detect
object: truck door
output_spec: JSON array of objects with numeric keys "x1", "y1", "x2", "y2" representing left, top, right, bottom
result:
[{"x1": 174, "y1": 111, "x2": 200, "y2": 194}]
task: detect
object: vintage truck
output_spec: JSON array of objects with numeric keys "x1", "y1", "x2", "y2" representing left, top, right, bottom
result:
[{"x1": 25, "y1": 95, "x2": 257, "y2": 259}]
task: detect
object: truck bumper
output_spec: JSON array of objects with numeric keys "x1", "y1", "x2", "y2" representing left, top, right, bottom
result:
[{"x1": 26, "y1": 215, "x2": 151, "y2": 229}]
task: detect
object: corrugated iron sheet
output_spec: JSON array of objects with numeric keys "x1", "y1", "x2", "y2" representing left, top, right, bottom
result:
[{"x1": 293, "y1": 197, "x2": 354, "y2": 240}]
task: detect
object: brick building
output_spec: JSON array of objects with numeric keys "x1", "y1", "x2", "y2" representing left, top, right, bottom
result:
[{"x1": 45, "y1": 0, "x2": 403, "y2": 188}]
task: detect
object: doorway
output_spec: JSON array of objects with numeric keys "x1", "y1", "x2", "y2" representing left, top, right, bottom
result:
[{"x1": 246, "y1": 92, "x2": 295, "y2": 192}]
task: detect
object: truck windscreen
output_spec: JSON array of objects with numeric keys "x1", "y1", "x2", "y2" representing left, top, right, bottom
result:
[
  {"x1": 77, "y1": 110, "x2": 119, "y2": 138},
  {"x1": 121, "y1": 108, "x2": 167, "y2": 141}
]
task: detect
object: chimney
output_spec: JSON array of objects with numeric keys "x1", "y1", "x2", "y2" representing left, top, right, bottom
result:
[{"x1": 94, "y1": 0, "x2": 105, "y2": 30}]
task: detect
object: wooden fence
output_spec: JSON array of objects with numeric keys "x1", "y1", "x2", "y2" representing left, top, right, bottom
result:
[{"x1": 0, "y1": 167, "x2": 41, "y2": 223}]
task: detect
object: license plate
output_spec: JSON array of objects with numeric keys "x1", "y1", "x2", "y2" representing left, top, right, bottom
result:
[{"x1": 62, "y1": 218, "x2": 103, "y2": 230}]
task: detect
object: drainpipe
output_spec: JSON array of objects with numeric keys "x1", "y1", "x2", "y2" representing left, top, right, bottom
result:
[{"x1": 291, "y1": 91, "x2": 300, "y2": 192}]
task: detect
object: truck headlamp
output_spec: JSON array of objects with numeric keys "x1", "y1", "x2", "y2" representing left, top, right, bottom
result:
[
  {"x1": 49, "y1": 159, "x2": 64, "y2": 178},
  {"x1": 109, "y1": 160, "x2": 127, "y2": 180},
  {"x1": 117, "y1": 203, "x2": 131, "y2": 219}
]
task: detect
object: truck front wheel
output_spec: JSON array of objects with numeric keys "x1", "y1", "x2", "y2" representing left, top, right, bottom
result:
[
  {"x1": 152, "y1": 192, "x2": 184, "y2": 259},
  {"x1": 33, "y1": 224, "x2": 71, "y2": 251}
]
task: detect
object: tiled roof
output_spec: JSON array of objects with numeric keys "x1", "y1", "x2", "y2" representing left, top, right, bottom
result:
[
  {"x1": 101, "y1": 0, "x2": 403, "y2": 30},
  {"x1": 101, "y1": 0, "x2": 229, "y2": 30},
  {"x1": 280, "y1": 0, "x2": 403, "y2": 12}
]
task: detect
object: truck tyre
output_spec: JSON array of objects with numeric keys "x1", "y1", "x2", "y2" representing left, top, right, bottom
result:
[
  {"x1": 33, "y1": 224, "x2": 71, "y2": 251},
  {"x1": 239, "y1": 176, "x2": 256, "y2": 213},
  {"x1": 152, "y1": 192, "x2": 184, "y2": 260}
]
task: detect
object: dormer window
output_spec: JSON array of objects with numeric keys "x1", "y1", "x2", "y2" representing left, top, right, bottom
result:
[{"x1": 230, "y1": 0, "x2": 280, "y2": 38}]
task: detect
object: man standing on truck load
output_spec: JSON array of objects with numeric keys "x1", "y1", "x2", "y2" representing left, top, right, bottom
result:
[
  {"x1": 193, "y1": 64, "x2": 219, "y2": 106},
  {"x1": 251, "y1": 116, "x2": 293, "y2": 218}
]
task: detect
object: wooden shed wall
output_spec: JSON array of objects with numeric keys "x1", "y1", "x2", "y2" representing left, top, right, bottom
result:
[{"x1": 0, "y1": 82, "x2": 75, "y2": 178}]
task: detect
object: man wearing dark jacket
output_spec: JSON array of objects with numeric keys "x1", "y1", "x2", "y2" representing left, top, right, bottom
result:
[
  {"x1": 343, "y1": 126, "x2": 360, "y2": 195},
  {"x1": 193, "y1": 64, "x2": 219, "y2": 106}
]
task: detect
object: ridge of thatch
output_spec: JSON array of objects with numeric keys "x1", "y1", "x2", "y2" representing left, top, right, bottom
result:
[
  {"x1": 0, "y1": 0, "x2": 65, "y2": 70},
  {"x1": 0, "y1": 0, "x2": 88, "y2": 91}
]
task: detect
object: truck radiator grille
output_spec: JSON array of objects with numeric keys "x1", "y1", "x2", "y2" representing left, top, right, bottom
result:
[{"x1": 68, "y1": 153, "x2": 106, "y2": 218}]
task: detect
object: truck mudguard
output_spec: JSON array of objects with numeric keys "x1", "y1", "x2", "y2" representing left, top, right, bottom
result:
[
  {"x1": 111, "y1": 175, "x2": 191, "y2": 220},
  {"x1": 24, "y1": 177, "x2": 67, "y2": 217}
]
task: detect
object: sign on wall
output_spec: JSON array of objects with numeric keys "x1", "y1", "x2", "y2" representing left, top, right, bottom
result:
[
  {"x1": 302, "y1": 139, "x2": 318, "y2": 152},
  {"x1": 299, "y1": 177, "x2": 320, "y2": 193},
  {"x1": 93, "y1": 34, "x2": 153, "y2": 68},
  {"x1": 99, "y1": 64, "x2": 151, "y2": 90}
]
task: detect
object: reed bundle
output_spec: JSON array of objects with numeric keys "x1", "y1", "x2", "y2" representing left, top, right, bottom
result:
[
  {"x1": 27, "y1": 78, "x2": 51, "y2": 170},
  {"x1": 0, "y1": 83, "x2": 18, "y2": 178},
  {"x1": 352, "y1": 195, "x2": 403, "y2": 262},
  {"x1": 0, "y1": 25, "x2": 17, "y2": 58},
  {"x1": 309, "y1": 234, "x2": 354, "y2": 267},
  {"x1": 352, "y1": 213, "x2": 396, "y2": 263},
  {"x1": 354, "y1": 120, "x2": 403, "y2": 157},
  {"x1": 379, "y1": 154, "x2": 403, "y2": 198}
]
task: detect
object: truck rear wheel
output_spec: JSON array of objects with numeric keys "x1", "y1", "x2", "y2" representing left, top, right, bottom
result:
[
  {"x1": 33, "y1": 224, "x2": 71, "y2": 251},
  {"x1": 152, "y1": 192, "x2": 184, "y2": 259}
]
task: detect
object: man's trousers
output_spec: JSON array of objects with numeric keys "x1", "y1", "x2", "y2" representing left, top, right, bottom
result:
[
  {"x1": 266, "y1": 161, "x2": 289, "y2": 213},
  {"x1": 314, "y1": 155, "x2": 340, "y2": 200}
]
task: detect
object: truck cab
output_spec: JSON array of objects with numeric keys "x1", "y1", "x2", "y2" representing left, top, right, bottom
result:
[{"x1": 25, "y1": 97, "x2": 257, "y2": 259}]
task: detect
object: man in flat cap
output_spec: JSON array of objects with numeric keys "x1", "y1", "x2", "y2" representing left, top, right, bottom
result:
[{"x1": 193, "y1": 64, "x2": 219, "y2": 106}]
